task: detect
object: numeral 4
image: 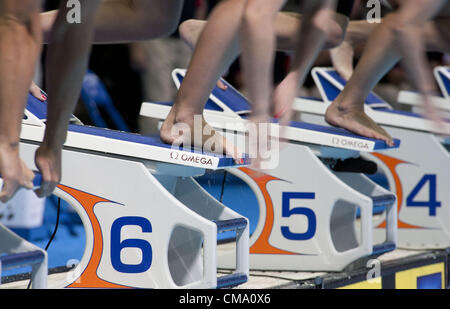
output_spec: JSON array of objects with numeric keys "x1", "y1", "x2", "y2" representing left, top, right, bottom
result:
[{"x1": 406, "y1": 174, "x2": 441, "y2": 216}]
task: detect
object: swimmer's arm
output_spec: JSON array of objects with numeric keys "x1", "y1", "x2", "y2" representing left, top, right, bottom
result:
[
  {"x1": 0, "y1": 2, "x2": 42, "y2": 201},
  {"x1": 286, "y1": 1, "x2": 338, "y2": 85},
  {"x1": 239, "y1": 0, "x2": 287, "y2": 117},
  {"x1": 35, "y1": 0, "x2": 101, "y2": 197},
  {"x1": 42, "y1": 0, "x2": 100, "y2": 149},
  {"x1": 40, "y1": 0, "x2": 182, "y2": 44},
  {"x1": 394, "y1": 0, "x2": 446, "y2": 95}
]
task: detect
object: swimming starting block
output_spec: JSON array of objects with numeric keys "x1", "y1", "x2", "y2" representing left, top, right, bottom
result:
[
  {"x1": 140, "y1": 70, "x2": 401, "y2": 272},
  {"x1": 2, "y1": 93, "x2": 251, "y2": 289},
  {"x1": 292, "y1": 67, "x2": 450, "y2": 250},
  {"x1": 397, "y1": 66, "x2": 450, "y2": 117},
  {"x1": 0, "y1": 176, "x2": 47, "y2": 289}
]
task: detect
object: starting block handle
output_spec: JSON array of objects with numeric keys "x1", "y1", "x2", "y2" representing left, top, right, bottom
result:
[
  {"x1": 217, "y1": 273, "x2": 249, "y2": 289},
  {"x1": 0, "y1": 251, "x2": 47, "y2": 289},
  {"x1": 215, "y1": 218, "x2": 247, "y2": 233},
  {"x1": 213, "y1": 218, "x2": 249, "y2": 288},
  {"x1": 372, "y1": 242, "x2": 396, "y2": 256},
  {"x1": 0, "y1": 250, "x2": 45, "y2": 269},
  {"x1": 0, "y1": 223, "x2": 48, "y2": 289}
]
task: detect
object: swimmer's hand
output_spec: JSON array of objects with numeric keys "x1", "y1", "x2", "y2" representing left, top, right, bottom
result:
[
  {"x1": 34, "y1": 145, "x2": 61, "y2": 198},
  {"x1": 0, "y1": 143, "x2": 35, "y2": 203}
]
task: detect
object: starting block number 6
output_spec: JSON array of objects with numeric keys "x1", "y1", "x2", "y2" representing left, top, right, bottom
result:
[
  {"x1": 110, "y1": 216, "x2": 153, "y2": 274},
  {"x1": 281, "y1": 192, "x2": 317, "y2": 241}
]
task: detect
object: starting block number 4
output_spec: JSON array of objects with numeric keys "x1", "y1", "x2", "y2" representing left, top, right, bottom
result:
[{"x1": 406, "y1": 174, "x2": 441, "y2": 217}]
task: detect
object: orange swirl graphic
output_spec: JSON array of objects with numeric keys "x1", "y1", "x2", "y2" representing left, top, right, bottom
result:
[
  {"x1": 372, "y1": 153, "x2": 424, "y2": 229},
  {"x1": 59, "y1": 185, "x2": 130, "y2": 288},
  {"x1": 239, "y1": 167, "x2": 297, "y2": 255}
]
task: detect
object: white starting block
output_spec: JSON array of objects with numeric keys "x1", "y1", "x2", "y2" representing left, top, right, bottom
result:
[
  {"x1": 139, "y1": 69, "x2": 401, "y2": 272},
  {"x1": 0, "y1": 181, "x2": 48, "y2": 289},
  {"x1": 2, "y1": 94, "x2": 250, "y2": 289},
  {"x1": 397, "y1": 66, "x2": 450, "y2": 118},
  {"x1": 289, "y1": 67, "x2": 450, "y2": 250}
]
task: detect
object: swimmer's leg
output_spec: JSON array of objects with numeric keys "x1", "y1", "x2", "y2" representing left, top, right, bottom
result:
[
  {"x1": 329, "y1": 14, "x2": 450, "y2": 80},
  {"x1": 41, "y1": 0, "x2": 184, "y2": 43},
  {"x1": 0, "y1": 0, "x2": 42, "y2": 201},
  {"x1": 36, "y1": 0, "x2": 101, "y2": 197},
  {"x1": 160, "y1": 0, "x2": 245, "y2": 160},
  {"x1": 239, "y1": 0, "x2": 286, "y2": 121},
  {"x1": 329, "y1": 20, "x2": 379, "y2": 81},
  {"x1": 326, "y1": 0, "x2": 448, "y2": 143},
  {"x1": 393, "y1": 0, "x2": 447, "y2": 127},
  {"x1": 325, "y1": 13, "x2": 401, "y2": 145},
  {"x1": 273, "y1": 0, "x2": 339, "y2": 125},
  {"x1": 424, "y1": 17, "x2": 450, "y2": 53}
]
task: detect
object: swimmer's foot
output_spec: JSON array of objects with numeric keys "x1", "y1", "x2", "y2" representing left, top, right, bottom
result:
[
  {"x1": 329, "y1": 40, "x2": 354, "y2": 81},
  {"x1": 325, "y1": 100, "x2": 394, "y2": 146},
  {"x1": 29, "y1": 81, "x2": 47, "y2": 101},
  {"x1": 178, "y1": 19, "x2": 205, "y2": 50},
  {"x1": 423, "y1": 95, "x2": 449, "y2": 135},
  {"x1": 160, "y1": 108, "x2": 242, "y2": 162},
  {"x1": 272, "y1": 73, "x2": 298, "y2": 126}
]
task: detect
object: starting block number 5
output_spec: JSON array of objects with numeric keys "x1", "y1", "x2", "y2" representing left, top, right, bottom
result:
[
  {"x1": 110, "y1": 216, "x2": 153, "y2": 274},
  {"x1": 281, "y1": 192, "x2": 317, "y2": 241}
]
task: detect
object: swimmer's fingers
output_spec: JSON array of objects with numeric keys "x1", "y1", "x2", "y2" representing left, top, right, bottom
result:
[
  {"x1": 34, "y1": 147, "x2": 61, "y2": 198},
  {"x1": 0, "y1": 167, "x2": 34, "y2": 203},
  {"x1": 34, "y1": 160, "x2": 58, "y2": 198}
]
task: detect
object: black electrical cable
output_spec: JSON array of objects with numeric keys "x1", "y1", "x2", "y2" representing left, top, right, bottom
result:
[
  {"x1": 219, "y1": 170, "x2": 228, "y2": 203},
  {"x1": 27, "y1": 197, "x2": 61, "y2": 289}
]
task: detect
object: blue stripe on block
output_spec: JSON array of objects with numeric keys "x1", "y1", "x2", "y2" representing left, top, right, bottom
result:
[
  {"x1": 150, "y1": 100, "x2": 223, "y2": 112},
  {"x1": 25, "y1": 94, "x2": 80, "y2": 121},
  {"x1": 211, "y1": 81, "x2": 252, "y2": 112},
  {"x1": 439, "y1": 71, "x2": 450, "y2": 94},
  {"x1": 287, "y1": 119, "x2": 400, "y2": 150},
  {"x1": 397, "y1": 89, "x2": 444, "y2": 98},
  {"x1": 325, "y1": 70, "x2": 386, "y2": 105},
  {"x1": 26, "y1": 94, "x2": 48, "y2": 120},
  {"x1": 205, "y1": 98, "x2": 225, "y2": 112},
  {"x1": 239, "y1": 114, "x2": 400, "y2": 150},
  {"x1": 175, "y1": 73, "x2": 224, "y2": 111},
  {"x1": 150, "y1": 101, "x2": 174, "y2": 107},
  {"x1": 374, "y1": 108, "x2": 425, "y2": 118},
  {"x1": 299, "y1": 96, "x2": 324, "y2": 102},
  {"x1": 176, "y1": 72, "x2": 251, "y2": 113},
  {"x1": 375, "y1": 108, "x2": 450, "y2": 124},
  {"x1": 67, "y1": 124, "x2": 246, "y2": 167},
  {"x1": 318, "y1": 74, "x2": 341, "y2": 101}
]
